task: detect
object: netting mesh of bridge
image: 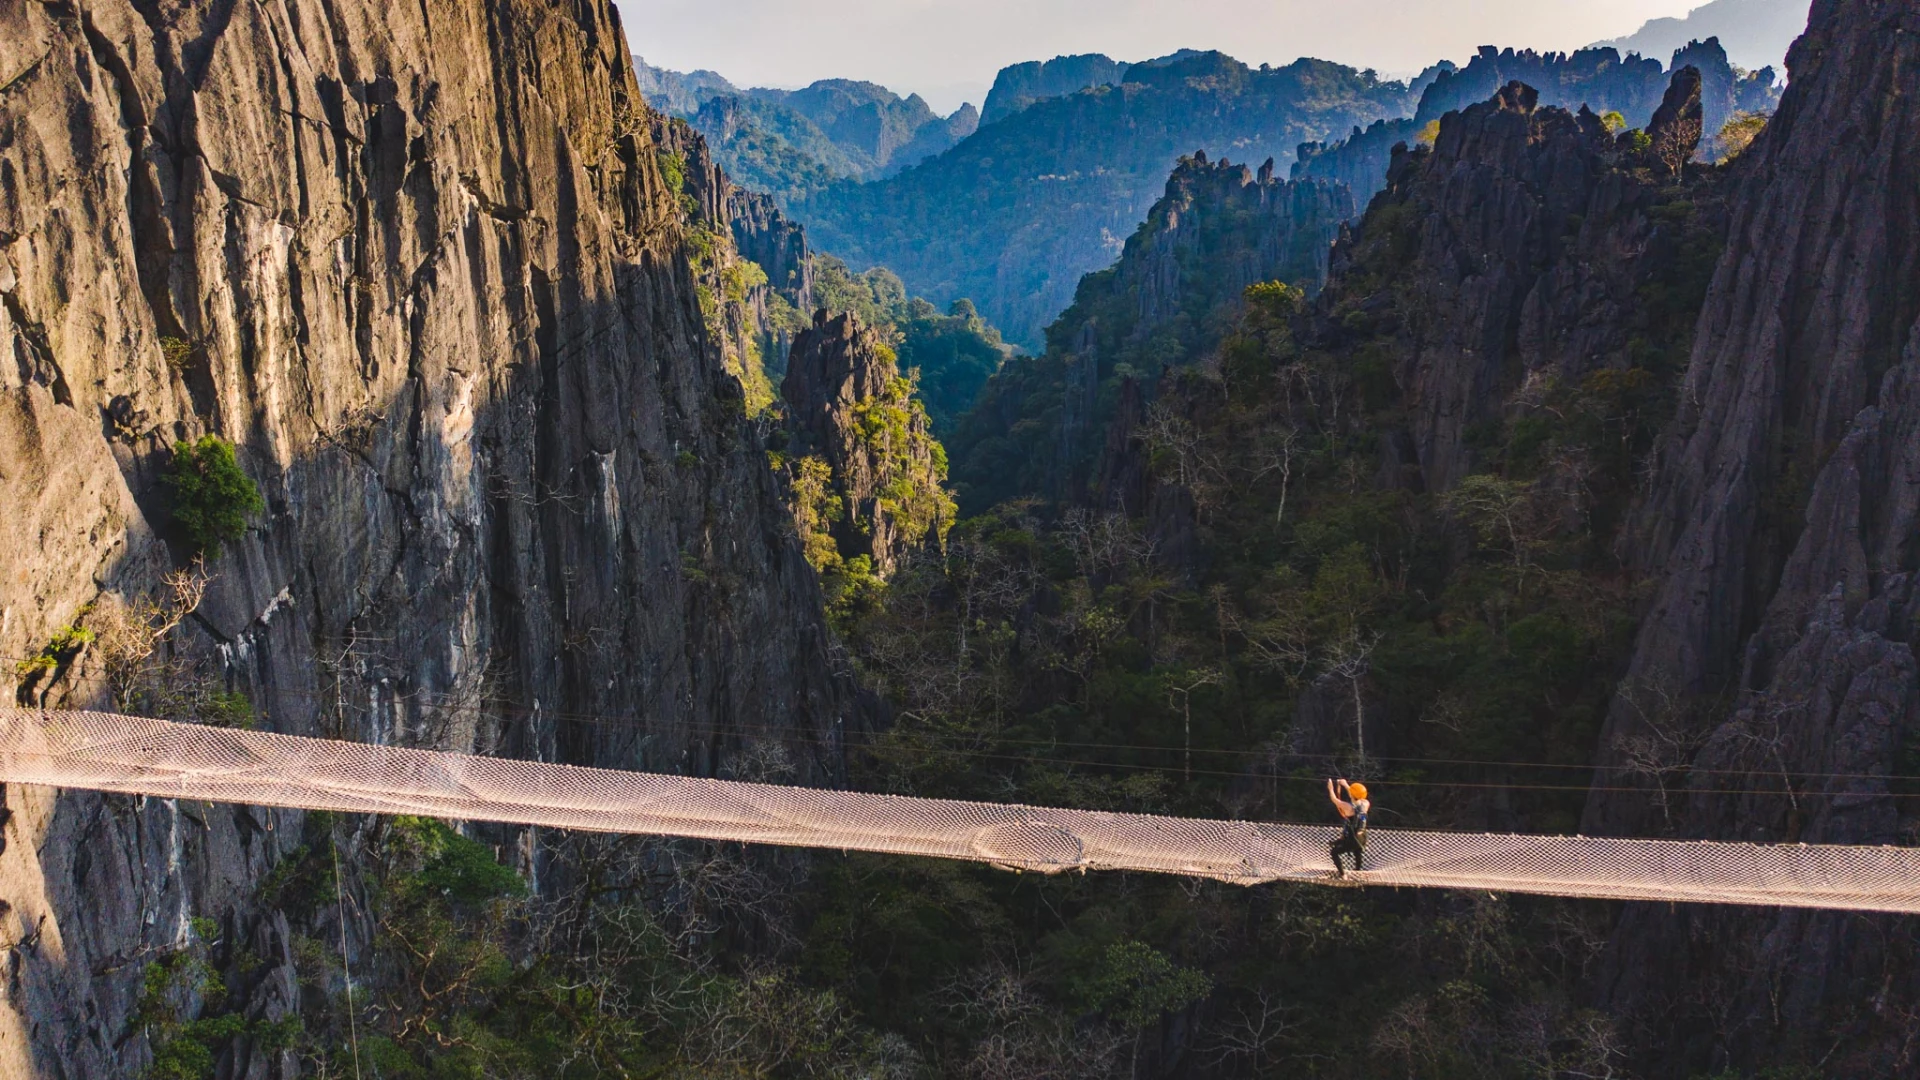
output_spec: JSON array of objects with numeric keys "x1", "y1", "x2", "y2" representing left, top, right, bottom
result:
[{"x1": 1, "y1": 708, "x2": 1915, "y2": 913}]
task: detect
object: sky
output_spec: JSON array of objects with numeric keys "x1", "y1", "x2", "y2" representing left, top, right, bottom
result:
[{"x1": 616, "y1": 0, "x2": 1707, "y2": 114}]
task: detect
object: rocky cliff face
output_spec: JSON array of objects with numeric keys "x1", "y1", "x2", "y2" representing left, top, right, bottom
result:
[
  {"x1": 0, "y1": 0, "x2": 852, "y2": 1074},
  {"x1": 781, "y1": 311, "x2": 953, "y2": 580},
  {"x1": 651, "y1": 112, "x2": 814, "y2": 408},
  {"x1": 1583, "y1": 0, "x2": 1920, "y2": 1069},
  {"x1": 1297, "y1": 39, "x2": 1779, "y2": 214},
  {"x1": 1307, "y1": 73, "x2": 1725, "y2": 493},
  {"x1": 946, "y1": 153, "x2": 1351, "y2": 511},
  {"x1": 1291, "y1": 116, "x2": 1422, "y2": 212},
  {"x1": 979, "y1": 53, "x2": 1131, "y2": 125}
]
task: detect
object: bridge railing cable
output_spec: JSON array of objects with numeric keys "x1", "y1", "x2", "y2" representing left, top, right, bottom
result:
[{"x1": 1, "y1": 709, "x2": 1915, "y2": 913}]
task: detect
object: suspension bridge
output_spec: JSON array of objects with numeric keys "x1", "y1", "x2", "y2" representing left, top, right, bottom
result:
[{"x1": 0, "y1": 708, "x2": 1915, "y2": 913}]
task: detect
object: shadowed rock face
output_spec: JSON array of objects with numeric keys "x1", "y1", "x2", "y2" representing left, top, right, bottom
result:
[
  {"x1": 944, "y1": 153, "x2": 1351, "y2": 513},
  {"x1": 1584, "y1": 0, "x2": 1920, "y2": 1070},
  {"x1": 1644, "y1": 65, "x2": 1706, "y2": 177},
  {"x1": 0, "y1": 0, "x2": 852, "y2": 1073},
  {"x1": 1309, "y1": 74, "x2": 1716, "y2": 494}
]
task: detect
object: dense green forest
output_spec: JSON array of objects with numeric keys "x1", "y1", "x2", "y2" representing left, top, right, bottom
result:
[{"x1": 789, "y1": 256, "x2": 1010, "y2": 435}]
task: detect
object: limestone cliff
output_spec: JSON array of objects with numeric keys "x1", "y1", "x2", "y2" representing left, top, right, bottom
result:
[
  {"x1": 780, "y1": 311, "x2": 954, "y2": 582},
  {"x1": 0, "y1": 0, "x2": 853, "y2": 1074},
  {"x1": 946, "y1": 152, "x2": 1351, "y2": 512},
  {"x1": 1296, "y1": 38, "x2": 1779, "y2": 212},
  {"x1": 651, "y1": 112, "x2": 814, "y2": 409},
  {"x1": 1306, "y1": 73, "x2": 1725, "y2": 493},
  {"x1": 1583, "y1": 0, "x2": 1920, "y2": 1068}
]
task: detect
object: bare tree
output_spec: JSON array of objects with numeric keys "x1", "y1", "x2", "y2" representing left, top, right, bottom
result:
[
  {"x1": 1251, "y1": 426, "x2": 1301, "y2": 527},
  {"x1": 1612, "y1": 677, "x2": 1715, "y2": 830},
  {"x1": 1200, "y1": 989, "x2": 1296, "y2": 1071},
  {"x1": 1162, "y1": 667, "x2": 1224, "y2": 781},
  {"x1": 1323, "y1": 627, "x2": 1383, "y2": 771}
]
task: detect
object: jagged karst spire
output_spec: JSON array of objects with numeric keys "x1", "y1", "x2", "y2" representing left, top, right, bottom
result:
[{"x1": 781, "y1": 310, "x2": 955, "y2": 582}]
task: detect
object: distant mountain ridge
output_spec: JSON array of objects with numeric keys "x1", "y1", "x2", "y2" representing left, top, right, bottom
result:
[
  {"x1": 1295, "y1": 37, "x2": 1780, "y2": 214},
  {"x1": 980, "y1": 53, "x2": 1131, "y2": 125},
  {"x1": 635, "y1": 57, "x2": 979, "y2": 190},
  {"x1": 1598, "y1": 0, "x2": 1811, "y2": 74},
  {"x1": 793, "y1": 51, "x2": 1418, "y2": 350},
  {"x1": 976, "y1": 49, "x2": 1214, "y2": 125}
]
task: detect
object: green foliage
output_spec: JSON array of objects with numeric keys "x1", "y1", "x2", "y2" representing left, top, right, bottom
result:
[
  {"x1": 851, "y1": 372, "x2": 957, "y2": 546},
  {"x1": 159, "y1": 336, "x2": 194, "y2": 371},
  {"x1": 788, "y1": 455, "x2": 846, "y2": 576},
  {"x1": 896, "y1": 297, "x2": 1009, "y2": 434},
  {"x1": 811, "y1": 254, "x2": 911, "y2": 330},
  {"x1": 1711, "y1": 110, "x2": 1769, "y2": 162},
  {"x1": 1599, "y1": 110, "x2": 1628, "y2": 133},
  {"x1": 1088, "y1": 941, "x2": 1212, "y2": 1029},
  {"x1": 197, "y1": 690, "x2": 255, "y2": 729},
  {"x1": 163, "y1": 436, "x2": 263, "y2": 556},
  {"x1": 654, "y1": 149, "x2": 687, "y2": 195},
  {"x1": 137, "y1": 946, "x2": 298, "y2": 1080},
  {"x1": 386, "y1": 816, "x2": 525, "y2": 904},
  {"x1": 17, "y1": 623, "x2": 94, "y2": 675}
]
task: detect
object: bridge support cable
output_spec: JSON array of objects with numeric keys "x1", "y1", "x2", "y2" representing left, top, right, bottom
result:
[{"x1": 1, "y1": 709, "x2": 1915, "y2": 913}]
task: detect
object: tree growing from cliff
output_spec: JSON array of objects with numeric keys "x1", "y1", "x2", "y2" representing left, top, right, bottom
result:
[{"x1": 163, "y1": 436, "x2": 263, "y2": 557}]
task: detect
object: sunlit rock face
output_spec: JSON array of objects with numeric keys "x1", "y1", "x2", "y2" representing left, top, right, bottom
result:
[{"x1": 0, "y1": 0, "x2": 853, "y2": 1072}]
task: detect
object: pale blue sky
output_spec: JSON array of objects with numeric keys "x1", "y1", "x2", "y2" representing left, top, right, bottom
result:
[{"x1": 617, "y1": 0, "x2": 1708, "y2": 113}]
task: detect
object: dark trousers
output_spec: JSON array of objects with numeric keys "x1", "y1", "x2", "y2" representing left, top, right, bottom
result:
[{"x1": 1330, "y1": 830, "x2": 1366, "y2": 872}]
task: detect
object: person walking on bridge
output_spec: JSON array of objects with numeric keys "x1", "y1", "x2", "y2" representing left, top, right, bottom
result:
[{"x1": 1327, "y1": 778, "x2": 1369, "y2": 876}]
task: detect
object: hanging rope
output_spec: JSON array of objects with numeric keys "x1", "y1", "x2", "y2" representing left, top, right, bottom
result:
[{"x1": 1, "y1": 708, "x2": 1914, "y2": 913}]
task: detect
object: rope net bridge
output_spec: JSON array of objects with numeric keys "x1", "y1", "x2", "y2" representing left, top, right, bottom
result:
[{"x1": 1, "y1": 709, "x2": 1916, "y2": 914}]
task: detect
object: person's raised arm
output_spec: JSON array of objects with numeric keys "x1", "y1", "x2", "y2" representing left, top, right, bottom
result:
[{"x1": 1327, "y1": 778, "x2": 1352, "y2": 817}]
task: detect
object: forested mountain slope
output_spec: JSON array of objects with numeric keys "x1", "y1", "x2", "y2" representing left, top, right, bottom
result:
[
  {"x1": 793, "y1": 51, "x2": 1417, "y2": 350},
  {"x1": 637, "y1": 58, "x2": 979, "y2": 197},
  {"x1": 803, "y1": 2, "x2": 1915, "y2": 1069},
  {"x1": 945, "y1": 152, "x2": 1352, "y2": 511}
]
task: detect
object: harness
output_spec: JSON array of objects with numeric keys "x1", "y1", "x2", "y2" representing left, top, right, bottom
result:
[{"x1": 1342, "y1": 806, "x2": 1369, "y2": 843}]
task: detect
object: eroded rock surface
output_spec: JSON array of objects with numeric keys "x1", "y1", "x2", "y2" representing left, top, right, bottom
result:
[
  {"x1": 1309, "y1": 74, "x2": 1721, "y2": 493},
  {"x1": 1585, "y1": 0, "x2": 1920, "y2": 1070},
  {"x1": 0, "y1": 0, "x2": 852, "y2": 1073},
  {"x1": 782, "y1": 311, "x2": 952, "y2": 578}
]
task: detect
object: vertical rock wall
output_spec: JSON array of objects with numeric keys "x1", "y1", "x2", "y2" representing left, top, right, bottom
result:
[
  {"x1": 1312, "y1": 74, "x2": 1722, "y2": 493},
  {"x1": 782, "y1": 311, "x2": 952, "y2": 579},
  {"x1": 0, "y1": 0, "x2": 852, "y2": 1074},
  {"x1": 1586, "y1": 0, "x2": 1920, "y2": 1070}
]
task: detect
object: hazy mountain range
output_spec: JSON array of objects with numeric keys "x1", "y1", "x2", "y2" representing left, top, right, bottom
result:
[
  {"x1": 642, "y1": 14, "x2": 1792, "y2": 350},
  {"x1": 1599, "y1": 0, "x2": 1811, "y2": 73}
]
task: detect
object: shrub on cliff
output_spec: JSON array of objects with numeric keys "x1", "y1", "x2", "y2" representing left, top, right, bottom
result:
[{"x1": 163, "y1": 436, "x2": 263, "y2": 556}]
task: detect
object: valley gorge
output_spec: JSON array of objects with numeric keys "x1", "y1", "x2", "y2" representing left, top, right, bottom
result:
[{"x1": 0, "y1": 0, "x2": 1915, "y2": 1077}]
